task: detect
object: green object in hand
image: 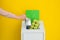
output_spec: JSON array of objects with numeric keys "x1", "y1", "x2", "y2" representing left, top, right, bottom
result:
[{"x1": 26, "y1": 10, "x2": 39, "y2": 23}]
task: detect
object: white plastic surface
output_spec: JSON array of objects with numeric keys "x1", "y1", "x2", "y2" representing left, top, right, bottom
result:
[
  {"x1": 24, "y1": 32, "x2": 44, "y2": 40},
  {"x1": 21, "y1": 21, "x2": 45, "y2": 40}
]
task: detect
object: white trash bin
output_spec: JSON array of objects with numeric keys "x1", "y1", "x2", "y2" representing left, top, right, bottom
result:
[{"x1": 21, "y1": 21, "x2": 45, "y2": 40}]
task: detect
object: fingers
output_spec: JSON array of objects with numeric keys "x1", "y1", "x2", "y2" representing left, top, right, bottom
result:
[{"x1": 18, "y1": 15, "x2": 26, "y2": 20}]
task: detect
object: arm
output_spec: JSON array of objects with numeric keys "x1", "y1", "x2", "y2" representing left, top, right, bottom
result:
[
  {"x1": 0, "y1": 8, "x2": 26, "y2": 19},
  {"x1": 0, "y1": 8, "x2": 19, "y2": 19}
]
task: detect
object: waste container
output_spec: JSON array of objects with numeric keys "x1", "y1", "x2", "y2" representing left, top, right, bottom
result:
[{"x1": 21, "y1": 21, "x2": 45, "y2": 40}]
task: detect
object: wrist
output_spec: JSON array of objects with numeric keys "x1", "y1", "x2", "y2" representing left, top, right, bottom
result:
[{"x1": 15, "y1": 16, "x2": 20, "y2": 19}]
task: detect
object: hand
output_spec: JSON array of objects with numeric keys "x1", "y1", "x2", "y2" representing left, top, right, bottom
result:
[{"x1": 18, "y1": 15, "x2": 26, "y2": 20}]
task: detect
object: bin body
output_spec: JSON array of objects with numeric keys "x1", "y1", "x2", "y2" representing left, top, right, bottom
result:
[{"x1": 21, "y1": 21, "x2": 45, "y2": 40}]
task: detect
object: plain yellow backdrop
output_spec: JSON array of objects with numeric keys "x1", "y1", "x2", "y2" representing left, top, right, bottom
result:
[{"x1": 0, "y1": 0, "x2": 60, "y2": 40}]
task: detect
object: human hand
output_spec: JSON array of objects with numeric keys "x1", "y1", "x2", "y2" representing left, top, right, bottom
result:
[{"x1": 18, "y1": 15, "x2": 26, "y2": 20}]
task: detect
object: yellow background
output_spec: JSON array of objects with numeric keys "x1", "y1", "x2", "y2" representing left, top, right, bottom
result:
[{"x1": 0, "y1": 0, "x2": 60, "y2": 40}]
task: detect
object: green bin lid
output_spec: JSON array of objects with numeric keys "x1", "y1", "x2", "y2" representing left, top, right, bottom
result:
[{"x1": 26, "y1": 10, "x2": 40, "y2": 22}]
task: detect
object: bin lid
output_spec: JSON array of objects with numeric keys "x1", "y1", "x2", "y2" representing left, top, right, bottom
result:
[{"x1": 26, "y1": 10, "x2": 40, "y2": 22}]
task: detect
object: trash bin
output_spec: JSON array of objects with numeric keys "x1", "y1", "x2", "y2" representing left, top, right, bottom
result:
[{"x1": 21, "y1": 21, "x2": 45, "y2": 40}]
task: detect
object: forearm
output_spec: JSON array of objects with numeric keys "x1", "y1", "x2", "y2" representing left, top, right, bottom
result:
[{"x1": 0, "y1": 8, "x2": 19, "y2": 19}]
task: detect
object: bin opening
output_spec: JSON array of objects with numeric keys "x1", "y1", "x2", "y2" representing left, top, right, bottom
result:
[{"x1": 26, "y1": 19, "x2": 40, "y2": 29}]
